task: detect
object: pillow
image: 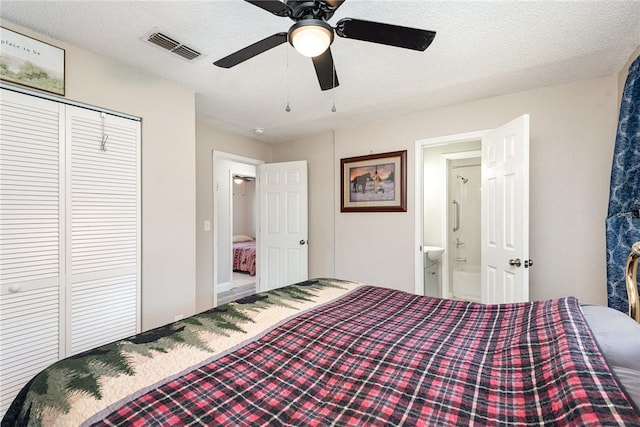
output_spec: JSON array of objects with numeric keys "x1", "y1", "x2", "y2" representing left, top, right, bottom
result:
[
  {"x1": 233, "y1": 234, "x2": 254, "y2": 243},
  {"x1": 581, "y1": 304, "x2": 640, "y2": 409},
  {"x1": 581, "y1": 304, "x2": 640, "y2": 371}
]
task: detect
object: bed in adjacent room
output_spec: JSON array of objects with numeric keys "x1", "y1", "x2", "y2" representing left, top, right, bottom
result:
[
  {"x1": 232, "y1": 235, "x2": 256, "y2": 276},
  {"x1": 3, "y1": 278, "x2": 640, "y2": 426}
]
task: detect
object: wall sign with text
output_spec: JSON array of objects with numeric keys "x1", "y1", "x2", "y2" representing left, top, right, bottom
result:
[{"x1": 0, "y1": 26, "x2": 65, "y2": 96}]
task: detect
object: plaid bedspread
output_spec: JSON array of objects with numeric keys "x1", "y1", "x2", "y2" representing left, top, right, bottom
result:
[{"x1": 94, "y1": 286, "x2": 638, "y2": 426}]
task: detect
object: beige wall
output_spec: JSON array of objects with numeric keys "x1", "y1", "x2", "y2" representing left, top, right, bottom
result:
[
  {"x1": 277, "y1": 77, "x2": 619, "y2": 305},
  {"x1": 233, "y1": 181, "x2": 256, "y2": 237},
  {"x1": 272, "y1": 132, "x2": 336, "y2": 279},
  {"x1": 195, "y1": 122, "x2": 271, "y2": 313},
  {"x1": 2, "y1": 20, "x2": 197, "y2": 331}
]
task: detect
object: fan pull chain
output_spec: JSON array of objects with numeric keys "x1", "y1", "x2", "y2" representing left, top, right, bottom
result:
[
  {"x1": 331, "y1": 63, "x2": 337, "y2": 112},
  {"x1": 285, "y1": 44, "x2": 291, "y2": 112}
]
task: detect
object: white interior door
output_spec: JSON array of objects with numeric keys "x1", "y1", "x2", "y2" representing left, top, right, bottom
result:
[
  {"x1": 258, "y1": 161, "x2": 308, "y2": 291},
  {"x1": 481, "y1": 114, "x2": 530, "y2": 304}
]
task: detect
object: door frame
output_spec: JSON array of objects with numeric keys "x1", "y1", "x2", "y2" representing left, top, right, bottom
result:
[
  {"x1": 414, "y1": 130, "x2": 491, "y2": 296},
  {"x1": 212, "y1": 151, "x2": 263, "y2": 307}
]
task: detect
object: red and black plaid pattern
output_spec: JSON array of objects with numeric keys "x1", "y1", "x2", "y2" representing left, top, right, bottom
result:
[{"x1": 96, "y1": 287, "x2": 640, "y2": 426}]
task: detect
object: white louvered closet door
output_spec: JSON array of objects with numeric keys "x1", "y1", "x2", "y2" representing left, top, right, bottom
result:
[
  {"x1": 0, "y1": 91, "x2": 64, "y2": 415},
  {"x1": 65, "y1": 106, "x2": 140, "y2": 355}
]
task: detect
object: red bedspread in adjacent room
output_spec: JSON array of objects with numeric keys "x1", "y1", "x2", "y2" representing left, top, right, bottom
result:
[{"x1": 233, "y1": 240, "x2": 256, "y2": 276}]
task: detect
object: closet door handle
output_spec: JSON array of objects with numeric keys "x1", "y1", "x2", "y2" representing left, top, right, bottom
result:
[{"x1": 100, "y1": 134, "x2": 108, "y2": 152}]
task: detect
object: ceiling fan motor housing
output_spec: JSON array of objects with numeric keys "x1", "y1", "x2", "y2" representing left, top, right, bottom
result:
[{"x1": 286, "y1": 0, "x2": 339, "y2": 21}]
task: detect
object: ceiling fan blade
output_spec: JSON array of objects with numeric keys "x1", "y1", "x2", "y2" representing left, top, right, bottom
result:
[
  {"x1": 214, "y1": 33, "x2": 287, "y2": 68},
  {"x1": 312, "y1": 48, "x2": 339, "y2": 91},
  {"x1": 244, "y1": 0, "x2": 290, "y2": 17},
  {"x1": 335, "y1": 18, "x2": 436, "y2": 51}
]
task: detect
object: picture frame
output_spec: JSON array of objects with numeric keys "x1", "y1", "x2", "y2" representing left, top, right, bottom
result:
[
  {"x1": 340, "y1": 150, "x2": 407, "y2": 212},
  {"x1": 0, "y1": 26, "x2": 65, "y2": 96}
]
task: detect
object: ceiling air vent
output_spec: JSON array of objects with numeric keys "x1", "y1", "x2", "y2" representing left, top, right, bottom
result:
[
  {"x1": 145, "y1": 31, "x2": 202, "y2": 61},
  {"x1": 172, "y1": 45, "x2": 201, "y2": 61}
]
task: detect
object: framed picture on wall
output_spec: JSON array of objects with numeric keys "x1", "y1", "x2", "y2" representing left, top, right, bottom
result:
[
  {"x1": 340, "y1": 150, "x2": 407, "y2": 212},
  {"x1": 0, "y1": 26, "x2": 65, "y2": 95}
]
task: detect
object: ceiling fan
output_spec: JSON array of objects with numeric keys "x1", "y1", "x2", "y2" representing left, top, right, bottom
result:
[{"x1": 213, "y1": 0, "x2": 436, "y2": 91}]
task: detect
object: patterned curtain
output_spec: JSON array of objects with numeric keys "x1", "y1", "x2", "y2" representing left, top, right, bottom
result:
[{"x1": 606, "y1": 54, "x2": 640, "y2": 313}]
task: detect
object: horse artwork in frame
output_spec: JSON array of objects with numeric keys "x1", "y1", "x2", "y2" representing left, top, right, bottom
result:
[{"x1": 340, "y1": 150, "x2": 407, "y2": 212}]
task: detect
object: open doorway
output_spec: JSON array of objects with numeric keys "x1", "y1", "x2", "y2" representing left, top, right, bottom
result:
[
  {"x1": 227, "y1": 174, "x2": 257, "y2": 302},
  {"x1": 415, "y1": 115, "x2": 531, "y2": 304},
  {"x1": 419, "y1": 137, "x2": 483, "y2": 302},
  {"x1": 213, "y1": 152, "x2": 263, "y2": 306},
  {"x1": 213, "y1": 154, "x2": 310, "y2": 306}
]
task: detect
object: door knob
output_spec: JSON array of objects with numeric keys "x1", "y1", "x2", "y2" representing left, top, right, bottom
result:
[
  {"x1": 508, "y1": 258, "x2": 522, "y2": 267},
  {"x1": 525, "y1": 259, "x2": 534, "y2": 268},
  {"x1": 299, "y1": 240, "x2": 307, "y2": 245}
]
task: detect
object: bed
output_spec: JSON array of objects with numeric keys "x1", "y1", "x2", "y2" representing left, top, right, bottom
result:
[
  {"x1": 233, "y1": 235, "x2": 256, "y2": 276},
  {"x1": 2, "y1": 278, "x2": 640, "y2": 426}
]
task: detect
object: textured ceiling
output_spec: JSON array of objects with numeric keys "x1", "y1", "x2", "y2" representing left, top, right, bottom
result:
[{"x1": 1, "y1": 1, "x2": 639, "y2": 143}]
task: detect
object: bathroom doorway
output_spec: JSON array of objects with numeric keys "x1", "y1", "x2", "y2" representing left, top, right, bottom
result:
[
  {"x1": 414, "y1": 115, "x2": 531, "y2": 304},
  {"x1": 420, "y1": 138, "x2": 482, "y2": 301}
]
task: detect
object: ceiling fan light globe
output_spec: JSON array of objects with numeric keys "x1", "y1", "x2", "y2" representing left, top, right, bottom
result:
[{"x1": 289, "y1": 20, "x2": 334, "y2": 57}]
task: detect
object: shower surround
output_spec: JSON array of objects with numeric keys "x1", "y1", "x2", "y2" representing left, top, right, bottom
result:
[{"x1": 449, "y1": 160, "x2": 481, "y2": 301}]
